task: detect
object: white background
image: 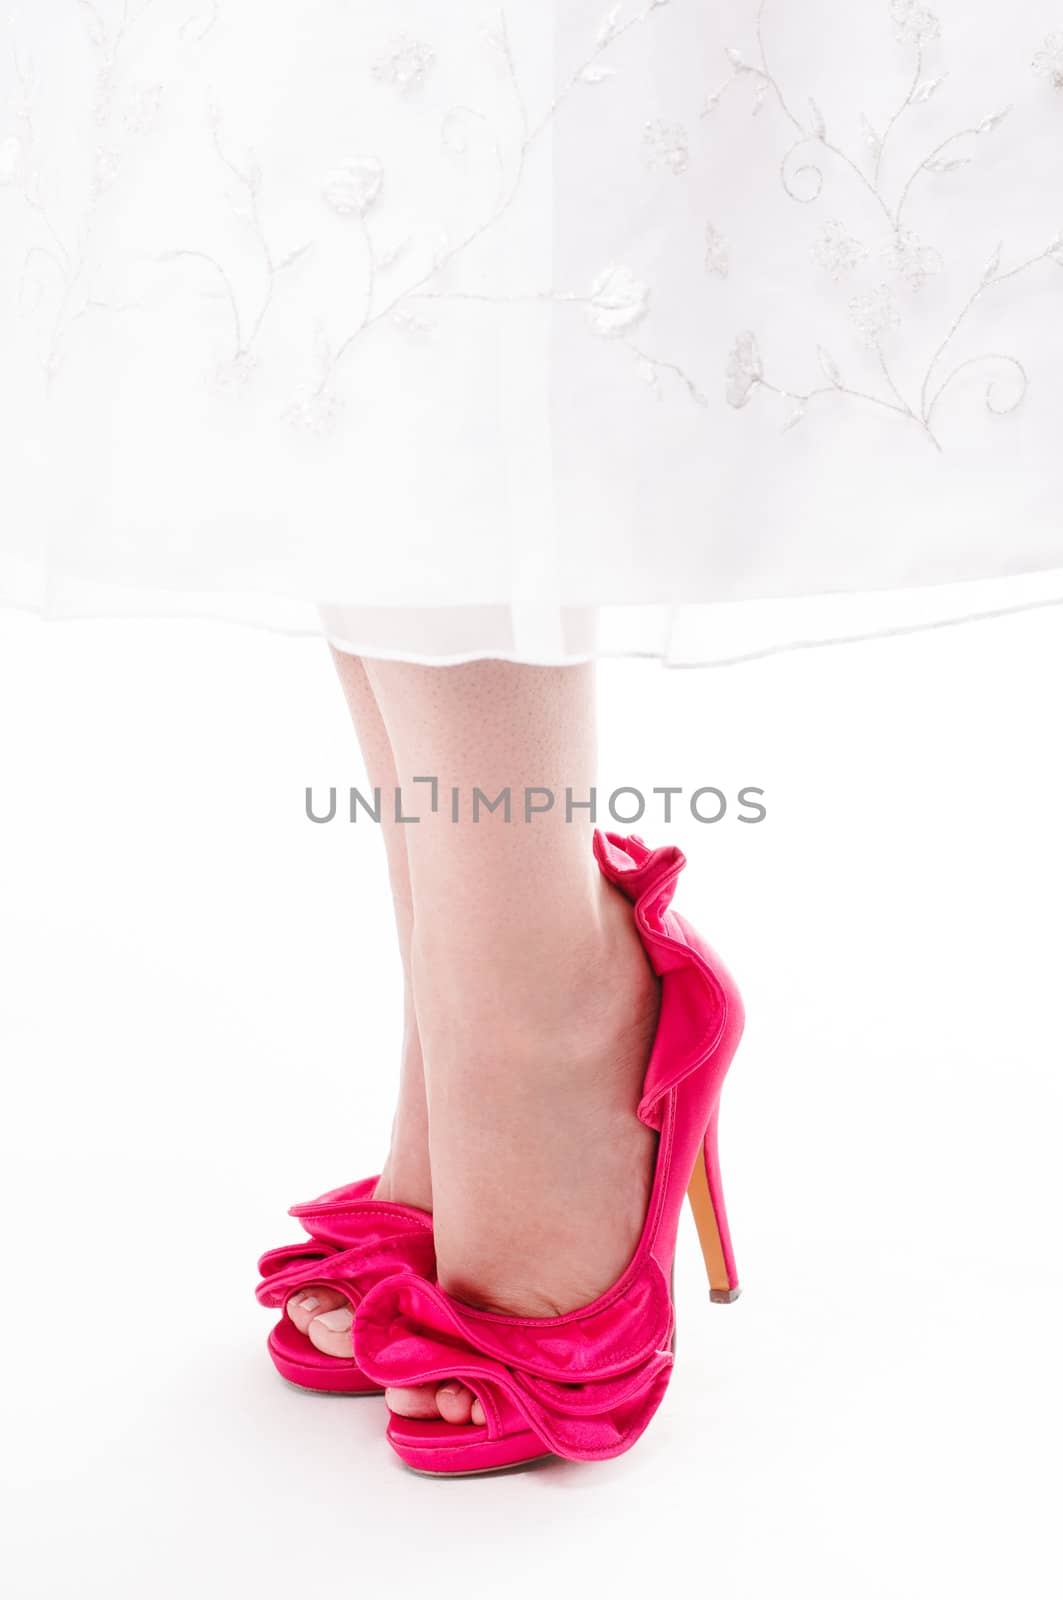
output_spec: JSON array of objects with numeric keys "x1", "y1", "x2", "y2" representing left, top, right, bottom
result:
[{"x1": 0, "y1": 608, "x2": 1060, "y2": 1599}]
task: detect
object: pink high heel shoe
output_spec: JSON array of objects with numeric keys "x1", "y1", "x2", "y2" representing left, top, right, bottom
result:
[
  {"x1": 256, "y1": 1178, "x2": 434, "y2": 1395},
  {"x1": 353, "y1": 831, "x2": 744, "y2": 1472}
]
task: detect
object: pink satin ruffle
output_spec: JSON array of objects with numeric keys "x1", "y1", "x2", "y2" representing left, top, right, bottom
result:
[
  {"x1": 354, "y1": 1258, "x2": 675, "y2": 1461},
  {"x1": 592, "y1": 831, "x2": 730, "y2": 1132},
  {"x1": 256, "y1": 1178, "x2": 435, "y2": 1311}
]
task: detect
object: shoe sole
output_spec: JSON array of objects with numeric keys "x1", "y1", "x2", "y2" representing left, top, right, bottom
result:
[
  {"x1": 405, "y1": 1454, "x2": 555, "y2": 1478},
  {"x1": 279, "y1": 1375, "x2": 379, "y2": 1397}
]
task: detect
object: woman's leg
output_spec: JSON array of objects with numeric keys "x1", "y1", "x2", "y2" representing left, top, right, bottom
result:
[
  {"x1": 362, "y1": 660, "x2": 660, "y2": 1424},
  {"x1": 286, "y1": 652, "x2": 433, "y2": 1357}
]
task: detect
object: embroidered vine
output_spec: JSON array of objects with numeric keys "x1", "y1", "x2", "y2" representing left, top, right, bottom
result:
[
  {"x1": 283, "y1": 1, "x2": 673, "y2": 429},
  {"x1": 701, "y1": 0, "x2": 1063, "y2": 448},
  {"x1": 7, "y1": 1, "x2": 157, "y2": 379},
  {"x1": 5, "y1": 0, "x2": 1061, "y2": 451},
  {"x1": 159, "y1": 103, "x2": 314, "y2": 392},
  {"x1": 5, "y1": 0, "x2": 219, "y2": 381}
]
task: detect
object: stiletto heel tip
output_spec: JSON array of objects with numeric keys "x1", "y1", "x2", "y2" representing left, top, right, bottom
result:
[{"x1": 709, "y1": 1286, "x2": 741, "y2": 1304}]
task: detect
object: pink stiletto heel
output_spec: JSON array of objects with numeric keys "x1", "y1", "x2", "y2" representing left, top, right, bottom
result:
[
  {"x1": 353, "y1": 830, "x2": 744, "y2": 1472},
  {"x1": 256, "y1": 1178, "x2": 434, "y2": 1395}
]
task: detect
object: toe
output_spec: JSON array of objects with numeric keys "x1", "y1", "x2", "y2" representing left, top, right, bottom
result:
[
  {"x1": 306, "y1": 1303, "x2": 355, "y2": 1358},
  {"x1": 286, "y1": 1286, "x2": 346, "y2": 1336},
  {"x1": 384, "y1": 1384, "x2": 487, "y2": 1426},
  {"x1": 436, "y1": 1382, "x2": 476, "y2": 1425},
  {"x1": 386, "y1": 1385, "x2": 445, "y2": 1420}
]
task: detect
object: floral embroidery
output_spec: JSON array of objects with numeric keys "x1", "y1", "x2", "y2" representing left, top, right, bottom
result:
[
  {"x1": 702, "y1": 0, "x2": 1061, "y2": 448},
  {"x1": 296, "y1": 1, "x2": 676, "y2": 430},
  {"x1": 7, "y1": 0, "x2": 175, "y2": 379},
  {"x1": 5, "y1": 0, "x2": 1060, "y2": 455},
  {"x1": 725, "y1": 333, "x2": 763, "y2": 409},
  {"x1": 321, "y1": 157, "x2": 384, "y2": 217},
  {"x1": 1031, "y1": 33, "x2": 1063, "y2": 88},
  {"x1": 159, "y1": 104, "x2": 314, "y2": 390},
  {"x1": 814, "y1": 220, "x2": 868, "y2": 280},
  {"x1": 882, "y1": 227, "x2": 941, "y2": 291},
  {"x1": 847, "y1": 287, "x2": 901, "y2": 346},
  {"x1": 643, "y1": 119, "x2": 689, "y2": 174},
  {"x1": 372, "y1": 37, "x2": 435, "y2": 95},
  {"x1": 704, "y1": 223, "x2": 730, "y2": 278},
  {"x1": 588, "y1": 265, "x2": 651, "y2": 336},
  {"x1": 285, "y1": 383, "x2": 344, "y2": 435},
  {"x1": 889, "y1": 1, "x2": 941, "y2": 47}
]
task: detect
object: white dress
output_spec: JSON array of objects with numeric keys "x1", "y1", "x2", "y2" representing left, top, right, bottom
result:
[{"x1": 2, "y1": 0, "x2": 1063, "y2": 665}]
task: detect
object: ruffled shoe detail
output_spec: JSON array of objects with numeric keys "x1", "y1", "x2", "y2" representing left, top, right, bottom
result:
[
  {"x1": 592, "y1": 831, "x2": 733, "y2": 1132},
  {"x1": 256, "y1": 1177, "x2": 435, "y2": 1395},
  {"x1": 354, "y1": 1255, "x2": 675, "y2": 1463},
  {"x1": 352, "y1": 831, "x2": 746, "y2": 1470}
]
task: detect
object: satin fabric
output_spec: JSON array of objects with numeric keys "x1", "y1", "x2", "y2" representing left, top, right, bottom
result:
[{"x1": 256, "y1": 1176, "x2": 435, "y2": 1394}]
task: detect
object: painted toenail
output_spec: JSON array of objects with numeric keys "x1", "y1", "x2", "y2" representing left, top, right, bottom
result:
[
  {"x1": 297, "y1": 1294, "x2": 320, "y2": 1313},
  {"x1": 439, "y1": 1383, "x2": 461, "y2": 1396},
  {"x1": 315, "y1": 1307, "x2": 353, "y2": 1332}
]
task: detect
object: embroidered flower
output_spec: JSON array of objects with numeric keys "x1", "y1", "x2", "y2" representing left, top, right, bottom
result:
[
  {"x1": 372, "y1": 37, "x2": 435, "y2": 94},
  {"x1": 643, "y1": 120, "x2": 689, "y2": 175},
  {"x1": 321, "y1": 157, "x2": 383, "y2": 216},
  {"x1": 848, "y1": 286, "x2": 901, "y2": 345},
  {"x1": 211, "y1": 350, "x2": 258, "y2": 394},
  {"x1": 1032, "y1": 33, "x2": 1063, "y2": 88},
  {"x1": 814, "y1": 220, "x2": 868, "y2": 280},
  {"x1": 286, "y1": 384, "x2": 344, "y2": 434},
  {"x1": 890, "y1": 1, "x2": 942, "y2": 47},
  {"x1": 587, "y1": 266, "x2": 650, "y2": 336},
  {"x1": 704, "y1": 223, "x2": 729, "y2": 277},
  {"x1": 725, "y1": 331, "x2": 763, "y2": 408},
  {"x1": 884, "y1": 227, "x2": 942, "y2": 290},
  {"x1": 706, "y1": 4, "x2": 1050, "y2": 447}
]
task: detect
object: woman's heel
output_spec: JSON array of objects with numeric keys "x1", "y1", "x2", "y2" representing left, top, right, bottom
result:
[{"x1": 687, "y1": 1105, "x2": 741, "y2": 1304}]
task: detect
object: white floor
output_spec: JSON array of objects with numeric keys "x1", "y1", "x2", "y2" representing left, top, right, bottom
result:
[{"x1": 1, "y1": 608, "x2": 1061, "y2": 1600}]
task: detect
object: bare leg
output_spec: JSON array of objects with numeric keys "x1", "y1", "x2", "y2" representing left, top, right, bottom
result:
[
  {"x1": 362, "y1": 660, "x2": 660, "y2": 1425},
  {"x1": 286, "y1": 652, "x2": 433, "y2": 1358},
  {"x1": 328, "y1": 651, "x2": 431, "y2": 1210}
]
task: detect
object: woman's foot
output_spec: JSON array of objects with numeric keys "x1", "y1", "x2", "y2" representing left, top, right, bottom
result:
[
  {"x1": 292, "y1": 657, "x2": 659, "y2": 1411},
  {"x1": 386, "y1": 871, "x2": 660, "y2": 1425},
  {"x1": 285, "y1": 1003, "x2": 433, "y2": 1358}
]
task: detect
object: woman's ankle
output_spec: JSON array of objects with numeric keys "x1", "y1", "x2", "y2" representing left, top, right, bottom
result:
[
  {"x1": 374, "y1": 1142, "x2": 433, "y2": 1211},
  {"x1": 410, "y1": 874, "x2": 661, "y2": 1315},
  {"x1": 413, "y1": 874, "x2": 658, "y2": 1061},
  {"x1": 374, "y1": 1033, "x2": 434, "y2": 1210}
]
